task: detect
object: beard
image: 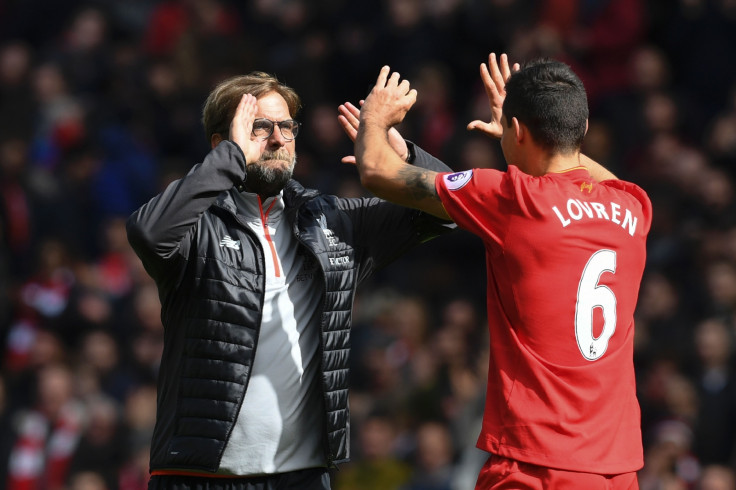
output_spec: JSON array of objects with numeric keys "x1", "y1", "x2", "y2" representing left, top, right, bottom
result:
[{"x1": 244, "y1": 149, "x2": 296, "y2": 197}]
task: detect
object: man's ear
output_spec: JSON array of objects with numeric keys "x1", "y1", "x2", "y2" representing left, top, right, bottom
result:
[
  {"x1": 512, "y1": 117, "x2": 523, "y2": 144},
  {"x1": 585, "y1": 119, "x2": 589, "y2": 137},
  {"x1": 211, "y1": 133, "x2": 223, "y2": 149}
]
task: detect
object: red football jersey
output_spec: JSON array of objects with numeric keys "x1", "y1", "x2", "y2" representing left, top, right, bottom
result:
[{"x1": 436, "y1": 165, "x2": 651, "y2": 474}]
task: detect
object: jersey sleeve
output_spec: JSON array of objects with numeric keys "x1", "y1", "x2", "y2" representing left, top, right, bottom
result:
[{"x1": 435, "y1": 168, "x2": 510, "y2": 247}]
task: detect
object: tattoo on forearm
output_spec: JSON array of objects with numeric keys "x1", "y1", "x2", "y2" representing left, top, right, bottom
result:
[{"x1": 397, "y1": 166, "x2": 438, "y2": 201}]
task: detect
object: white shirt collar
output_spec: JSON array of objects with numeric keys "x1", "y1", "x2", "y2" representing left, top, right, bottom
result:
[{"x1": 232, "y1": 190, "x2": 285, "y2": 224}]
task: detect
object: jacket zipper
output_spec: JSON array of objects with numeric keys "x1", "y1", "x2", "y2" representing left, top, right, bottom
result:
[
  {"x1": 258, "y1": 196, "x2": 281, "y2": 277},
  {"x1": 291, "y1": 216, "x2": 338, "y2": 469}
]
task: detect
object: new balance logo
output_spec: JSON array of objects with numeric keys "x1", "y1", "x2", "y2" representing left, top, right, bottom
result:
[{"x1": 219, "y1": 235, "x2": 240, "y2": 250}]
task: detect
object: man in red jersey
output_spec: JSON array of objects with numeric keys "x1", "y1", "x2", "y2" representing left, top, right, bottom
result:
[{"x1": 348, "y1": 53, "x2": 651, "y2": 489}]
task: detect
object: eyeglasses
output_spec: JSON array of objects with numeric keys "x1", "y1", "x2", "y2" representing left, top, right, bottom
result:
[{"x1": 252, "y1": 118, "x2": 301, "y2": 141}]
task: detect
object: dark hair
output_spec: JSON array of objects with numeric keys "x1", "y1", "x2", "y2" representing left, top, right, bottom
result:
[
  {"x1": 503, "y1": 59, "x2": 588, "y2": 154},
  {"x1": 201, "y1": 71, "x2": 302, "y2": 142}
]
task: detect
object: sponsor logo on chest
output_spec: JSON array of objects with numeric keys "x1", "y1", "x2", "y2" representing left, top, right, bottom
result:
[{"x1": 316, "y1": 215, "x2": 351, "y2": 267}]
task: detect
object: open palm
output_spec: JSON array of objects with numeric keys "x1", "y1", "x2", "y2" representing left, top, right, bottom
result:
[
  {"x1": 338, "y1": 100, "x2": 408, "y2": 164},
  {"x1": 467, "y1": 53, "x2": 520, "y2": 140}
]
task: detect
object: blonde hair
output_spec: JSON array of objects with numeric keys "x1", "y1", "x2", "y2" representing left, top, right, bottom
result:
[{"x1": 201, "y1": 72, "x2": 302, "y2": 142}]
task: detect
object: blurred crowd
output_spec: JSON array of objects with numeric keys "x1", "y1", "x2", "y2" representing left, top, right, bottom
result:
[{"x1": 1, "y1": 0, "x2": 736, "y2": 489}]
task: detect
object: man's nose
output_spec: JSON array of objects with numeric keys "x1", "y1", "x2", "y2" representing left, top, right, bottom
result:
[{"x1": 267, "y1": 125, "x2": 287, "y2": 147}]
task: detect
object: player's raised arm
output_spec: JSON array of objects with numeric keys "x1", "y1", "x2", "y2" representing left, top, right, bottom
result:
[
  {"x1": 467, "y1": 52, "x2": 519, "y2": 139},
  {"x1": 337, "y1": 100, "x2": 409, "y2": 165},
  {"x1": 355, "y1": 66, "x2": 450, "y2": 220}
]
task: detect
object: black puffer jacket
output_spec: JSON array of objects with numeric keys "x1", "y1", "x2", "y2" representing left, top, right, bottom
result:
[{"x1": 126, "y1": 140, "x2": 452, "y2": 473}]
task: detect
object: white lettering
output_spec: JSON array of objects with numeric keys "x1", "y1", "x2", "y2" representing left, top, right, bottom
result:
[
  {"x1": 552, "y1": 206, "x2": 571, "y2": 227},
  {"x1": 575, "y1": 200, "x2": 594, "y2": 218},
  {"x1": 567, "y1": 199, "x2": 584, "y2": 220},
  {"x1": 590, "y1": 202, "x2": 609, "y2": 220},
  {"x1": 329, "y1": 256, "x2": 350, "y2": 266},
  {"x1": 622, "y1": 209, "x2": 638, "y2": 236},
  {"x1": 552, "y1": 200, "x2": 638, "y2": 236},
  {"x1": 610, "y1": 202, "x2": 621, "y2": 224}
]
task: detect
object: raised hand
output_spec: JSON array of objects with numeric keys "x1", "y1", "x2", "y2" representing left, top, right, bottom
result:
[
  {"x1": 338, "y1": 100, "x2": 409, "y2": 164},
  {"x1": 230, "y1": 93, "x2": 262, "y2": 164},
  {"x1": 466, "y1": 53, "x2": 520, "y2": 140},
  {"x1": 360, "y1": 66, "x2": 417, "y2": 129}
]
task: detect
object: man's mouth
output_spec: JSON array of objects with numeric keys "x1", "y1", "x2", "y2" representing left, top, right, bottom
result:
[{"x1": 261, "y1": 151, "x2": 291, "y2": 163}]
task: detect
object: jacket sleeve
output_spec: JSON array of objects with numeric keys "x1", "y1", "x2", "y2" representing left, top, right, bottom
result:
[
  {"x1": 126, "y1": 141, "x2": 247, "y2": 284},
  {"x1": 343, "y1": 140, "x2": 456, "y2": 283},
  {"x1": 406, "y1": 140, "x2": 453, "y2": 173}
]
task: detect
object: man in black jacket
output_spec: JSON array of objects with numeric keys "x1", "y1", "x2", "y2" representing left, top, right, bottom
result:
[{"x1": 126, "y1": 72, "x2": 453, "y2": 489}]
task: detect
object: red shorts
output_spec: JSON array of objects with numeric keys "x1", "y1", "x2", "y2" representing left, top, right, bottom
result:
[{"x1": 475, "y1": 454, "x2": 639, "y2": 490}]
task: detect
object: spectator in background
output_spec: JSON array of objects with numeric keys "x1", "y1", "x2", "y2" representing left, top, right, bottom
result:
[
  {"x1": 0, "y1": 41, "x2": 35, "y2": 138},
  {"x1": 333, "y1": 411, "x2": 412, "y2": 490},
  {"x1": 690, "y1": 318, "x2": 736, "y2": 467},
  {"x1": 402, "y1": 62, "x2": 457, "y2": 161},
  {"x1": 117, "y1": 383, "x2": 156, "y2": 490},
  {"x1": 6, "y1": 363, "x2": 85, "y2": 490},
  {"x1": 67, "y1": 470, "x2": 110, "y2": 490},
  {"x1": 0, "y1": 136, "x2": 35, "y2": 279},
  {"x1": 67, "y1": 394, "x2": 127, "y2": 489},
  {"x1": 76, "y1": 329, "x2": 135, "y2": 404},
  {"x1": 639, "y1": 419, "x2": 699, "y2": 490},
  {"x1": 535, "y1": 0, "x2": 645, "y2": 106},
  {"x1": 697, "y1": 464, "x2": 736, "y2": 490},
  {"x1": 401, "y1": 420, "x2": 456, "y2": 490}
]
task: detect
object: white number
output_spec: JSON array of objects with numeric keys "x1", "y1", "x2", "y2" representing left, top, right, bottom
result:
[{"x1": 575, "y1": 249, "x2": 617, "y2": 361}]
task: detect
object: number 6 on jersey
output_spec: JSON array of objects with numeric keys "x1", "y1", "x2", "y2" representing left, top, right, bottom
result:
[{"x1": 575, "y1": 249, "x2": 617, "y2": 361}]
